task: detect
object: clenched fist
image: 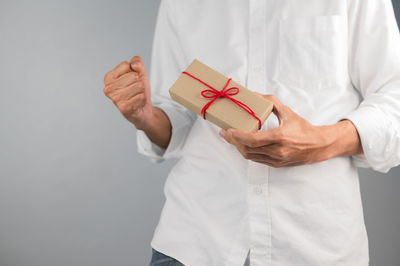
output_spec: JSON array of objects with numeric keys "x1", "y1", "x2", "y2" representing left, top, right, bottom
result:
[
  {"x1": 103, "y1": 56, "x2": 172, "y2": 149},
  {"x1": 103, "y1": 56, "x2": 153, "y2": 130}
]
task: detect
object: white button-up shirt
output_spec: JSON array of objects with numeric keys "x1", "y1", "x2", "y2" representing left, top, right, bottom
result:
[{"x1": 137, "y1": 0, "x2": 400, "y2": 265}]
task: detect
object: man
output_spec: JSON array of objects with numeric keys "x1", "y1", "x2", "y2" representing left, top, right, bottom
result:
[{"x1": 103, "y1": 0, "x2": 400, "y2": 265}]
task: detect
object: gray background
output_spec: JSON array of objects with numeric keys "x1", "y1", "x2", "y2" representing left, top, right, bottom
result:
[{"x1": 0, "y1": 0, "x2": 399, "y2": 265}]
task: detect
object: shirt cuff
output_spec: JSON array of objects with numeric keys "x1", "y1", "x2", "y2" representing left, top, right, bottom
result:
[
  {"x1": 136, "y1": 129, "x2": 166, "y2": 163},
  {"x1": 340, "y1": 105, "x2": 399, "y2": 173},
  {"x1": 136, "y1": 103, "x2": 195, "y2": 163}
]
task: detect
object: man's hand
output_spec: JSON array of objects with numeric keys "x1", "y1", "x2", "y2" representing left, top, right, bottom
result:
[
  {"x1": 219, "y1": 95, "x2": 363, "y2": 168},
  {"x1": 103, "y1": 56, "x2": 172, "y2": 149},
  {"x1": 103, "y1": 56, "x2": 153, "y2": 130}
]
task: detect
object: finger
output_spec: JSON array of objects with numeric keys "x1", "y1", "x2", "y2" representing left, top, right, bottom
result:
[
  {"x1": 130, "y1": 56, "x2": 148, "y2": 78},
  {"x1": 270, "y1": 160, "x2": 307, "y2": 168},
  {"x1": 243, "y1": 143, "x2": 285, "y2": 160},
  {"x1": 104, "y1": 61, "x2": 131, "y2": 85},
  {"x1": 104, "y1": 72, "x2": 140, "y2": 97},
  {"x1": 245, "y1": 151, "x2": 280, "y2": 162},
  {"x1": 228, "y1": 128, "x2": 278, "y2": 148},
  {"x1": 241, "y1": 144, "x2": 289, "y2": 163},
  {"x1": 260, "y1": 94, "x2": 288, "y2": 125},
  {"x1": 119, "y1": 93, "x2": 147, "y2": 115},
  {"x1": 109, "y1": 82, "x2": 144, "y2": 101},
  {"x1": 115, "y1": 72, "x2": 140, "y2": 88},
  {"x1": 219, "y1": 129, "x2": 253, "y2": 150},
  {"x1": 251, "y1": 159, "x2": 283, "y2": 168},
  {"x1": 251, "y1": 156, "x2": 306, "y2": 168},
  {"x1": 245, "y1": 153, "x2": 285, "y2": 167},
  {"x1": 228, "y1": 140, "x2": 302, "y2": 167},
  {"x1": 219, "y1": 129, "x2": 234, "y2": 144}
]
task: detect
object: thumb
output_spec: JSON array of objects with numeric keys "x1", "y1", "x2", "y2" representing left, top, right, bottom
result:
[
  {"x1": 130, "y1": 56, "x2": 151, "y2": 105},
  {"x1": 130, "y1": 56, "x2": 148, "y2": 78},
  {"x1": 256, "y1": 93, "x2": 287, "y2": 125}
]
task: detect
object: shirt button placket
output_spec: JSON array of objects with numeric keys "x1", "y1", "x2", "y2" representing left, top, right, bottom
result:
[
  {"x1": 247, "y1": 0, "x2": 271, "y2": 265},
  {"x1": 247, "y1": 163, "x2": 271, "y2": 266},
  {"x1": 253, "y1": 186, "x2": 263, "y2": 195}
]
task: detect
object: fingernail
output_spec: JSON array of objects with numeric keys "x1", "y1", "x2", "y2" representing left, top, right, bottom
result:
[
  {"x1": 132, "y1": 61, "x2": 140, "y2": 66},
  {"x1": 219, "y1": 130, "x2": 226, "y2": 137}
]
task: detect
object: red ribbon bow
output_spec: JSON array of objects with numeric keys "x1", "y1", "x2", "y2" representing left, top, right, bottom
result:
[{"x1": 182, "y1": 71, "x2": 262, "y2": 129}]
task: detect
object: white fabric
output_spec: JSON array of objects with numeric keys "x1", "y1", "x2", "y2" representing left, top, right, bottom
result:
[{"x1": 136, "y1": 0, "x2": 400, "y2": 265}]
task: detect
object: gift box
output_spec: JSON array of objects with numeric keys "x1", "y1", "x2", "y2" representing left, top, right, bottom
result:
[{"x1": 168, "y1": 59, "x2": 273, "y2": 132}]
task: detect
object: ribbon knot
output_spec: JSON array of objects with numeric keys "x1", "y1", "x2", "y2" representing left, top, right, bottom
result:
[{"x1": 182, "y1": 71, "x2": 262, "y2": 129}]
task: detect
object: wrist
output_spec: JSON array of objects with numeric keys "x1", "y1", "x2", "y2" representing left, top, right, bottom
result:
[
  {"x1": 320, "y1": 120, "x2": 363, "y2": 160},
  {"x1": 135, "y1": 106, "x2": 172, "y2": 149},
  {"x1": 131, "y1": 105, "x2": 156, "y2": 131}
]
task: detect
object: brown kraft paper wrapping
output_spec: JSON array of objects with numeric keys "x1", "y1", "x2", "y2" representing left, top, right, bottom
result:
[{"x1": 169, "y1": 59, "x2": 274, "y2": 132}]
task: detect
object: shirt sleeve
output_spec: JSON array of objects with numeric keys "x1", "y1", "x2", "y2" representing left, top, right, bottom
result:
[
  {"x1": 341, "y1": 0, "x2": 400, "y2": 173},
  {"x1": 136, "y1": 0, "x2": 196, "y2": 163}
]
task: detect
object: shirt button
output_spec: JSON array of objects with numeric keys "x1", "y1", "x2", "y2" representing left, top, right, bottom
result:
[{"x1": 253, "y1": 186, "x2": 263, "y2": 195}]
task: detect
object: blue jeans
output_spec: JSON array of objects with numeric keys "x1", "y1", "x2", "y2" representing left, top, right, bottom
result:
[
  {"x1": 149, "y1": 248, "x2": 250, "y2": 266},
  {"x1": 149, "y1": 248, "x2": 185, "y2": 266}
]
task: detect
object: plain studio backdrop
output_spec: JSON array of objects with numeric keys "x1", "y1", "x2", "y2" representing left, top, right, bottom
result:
[{"x1": 0, "y1": 1, "x2": 399, "y2": 265}]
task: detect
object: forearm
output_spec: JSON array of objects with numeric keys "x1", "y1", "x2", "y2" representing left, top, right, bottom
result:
[
  {"x1": 321, "y1": 120, "x2": 363, "y2": 159},
  {"x1": 137, "y1": 106, "x2": 172, "y2": 149}
]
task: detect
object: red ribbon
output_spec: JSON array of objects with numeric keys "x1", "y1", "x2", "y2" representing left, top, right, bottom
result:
[{"x1": 182, "y1": 71, "x2": 262, "y2": 130}]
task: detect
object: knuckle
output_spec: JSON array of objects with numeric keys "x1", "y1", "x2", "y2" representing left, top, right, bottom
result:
[
  {"x1": 248, "y1": 136, "x2": 260, "y2": 148},
  {"x1": 103, "y1": 86, "x2": 110, "y2": 96},
  {"x1": 118, "y1": 102, "x2": 130, "y2": 114},
  {"x1": 104, "y1": 84, "x2": 115, "y2": 95},
  {"x1": 276, "y1": 131, "x2": 287, "y2": 143},
  {"x1": 264, "y1": 94, "x2": 280, "y2": 106},
  {"x1": 104, "y1": 72, "x2": 113, "y2": 84},
  {"x1": 111, "y1": 93, "x2": 121, "y2": 103},
  {"x1": 276, "y1": 148, "x2": 286, "y2": 158},
  {"x1": 279, "y1": 148, "x2": 292, "y2": 159},
  {"x1": 270, "y1": 95, "x2": 279, "y2": 103},
  {"x1": 121, "y1": 61, "x2": 130, "y2": 68},
  {"x1": 120, "y1": 61, "x2": 132, "y2": 74},
  {"x1": 263, "y1": 94, "x2": 274, "y2": 101}
]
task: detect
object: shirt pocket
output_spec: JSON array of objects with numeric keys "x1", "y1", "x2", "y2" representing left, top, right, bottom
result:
[{"x1": 277, "y1": 15, "x2": 347, "y2": 91}]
